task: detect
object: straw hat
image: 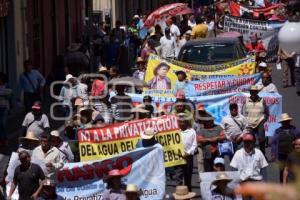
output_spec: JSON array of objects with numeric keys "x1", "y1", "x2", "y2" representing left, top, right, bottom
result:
[
  {"x1": 211, "y1": 173, "x2": 232, "y2": 185},
  {"x1": 125, "y1": 184, "x2": 141, "y2": 195},
  {"x1": 140, "y1": 128, "x2": 156, "y2": 140},
  {"x1": 99, "y1": 66, "x2": 109, "y2": 73},
  {"x1": 258, "y1": 62, "x2": 267, "y2": 68},
  {"x1": 64, "y1": 74, "x2": 75, "y2": 83},
  {"x1": 19, "y1": 132, "x2": 39, "y2": 144},
  {"x1": 50, "y1": 130, "x2": 61, "y2": 139},
  {"x1": 279, "y1": 113, "x2": 293, "y2": 122},
  {"x1": 249, "y1": 85, "x2": 261, "y2": 91},
  {"x1": 173, "y1": 186, "x2": 196, "y2": 200}
]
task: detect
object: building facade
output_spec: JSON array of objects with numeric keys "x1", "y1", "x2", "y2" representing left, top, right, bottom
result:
[{"x1": 0, "y1": 0, "x2": 85, "y2": 89}]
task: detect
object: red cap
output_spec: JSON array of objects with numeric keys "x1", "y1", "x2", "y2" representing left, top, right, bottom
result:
[
  {"x1": 32, "y1": 102, "x2": 41, "y2": 110},
  {"x1": 242, "y1": 134, "x2": 255, "y2": 142}
]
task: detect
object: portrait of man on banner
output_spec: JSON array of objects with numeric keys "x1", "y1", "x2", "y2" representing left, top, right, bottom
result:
[{"x1": 148, "y1": 62, "x2": 172, "y2": 90}]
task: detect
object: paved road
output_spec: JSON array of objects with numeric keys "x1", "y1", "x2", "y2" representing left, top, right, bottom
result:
[{"x1": 0, "y1": 64, "x2": 299, "y2": 199}]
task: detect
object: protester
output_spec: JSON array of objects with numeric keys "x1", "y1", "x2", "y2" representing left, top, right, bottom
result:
[
  {"x1": 141, "y1": 95, "x2": 155, "y2": 116},
  {"x1": 90, "y1": 66, "x2": 107, "y2": 97},
  {"x1": 131, "y1": 105, "x2": 150, "y2": 119},
  {"x1": 221, "y1": 103, "x2": 247, "y2": 148},
  {"x1": 166, "y1": 18, "x2": 181, "y2": 39},
  {"x1": 103, "y1": 169, "x2": 126, "y2": 200},
  {"x1": 0, "y1": 72, "x2": 11, "y2": 144},
  {"x1": 31, "y1": 133, "x2": 64, "y2": 180},
  {"x1": 271, "y1": 113, "x2": 300, "y2": 182},
  {"x1": 124, "y1": 184, "x2": 141, "y2": 200},
  {"x1": 59, "y1": 74, "x2": 79, "y2": 116},
  {"x1": 230, "y1": 134, "x2": 268, "y2": 182},
  {"x1": 213, "y1": 157, "x2": 225, "y2": 172},
  {"x1": 172, "y1": 98, "x2": 193, "y2": 125},
  {"x1": 110, "y1": 84, "x2": 133, "y2": 122},
  {"x1": 283, "y1": 138, "x2": 300, "y2": 184},
  {"x1": 159, "y1": 27, "x2": 177, "y2": 59},
  {"x1": 132, "y1": 57, "x2": 146, "y2": 81},
  {"x1": 140, "y1": 39, "x2": 157, "y2": 61},
  {"x1": 64, "y1": 43, "x2": 89, "y2": 76},
  {"x1": 175, "y1": 31, "x2": 191, "y2": 58},
  {"x1": 18, "y1": 131, "x2": 40, "y2": 153},
  {"x1": 257, "y1": 62, "x2": 270, "y2": 74},
  {"x1": 277, "y1": 47, "x2": 296, "y2": 87},
  {"x1": 243, "y1": 85, "x2": 269, "y2": 155},
  {"x1": 211, "y1": 172, "x2": 236, "y2": 199},
  {"x1": 172, "y1": 185, "x2": 196, "y2": 200},
  {"x1": 177, "y1": 113, "x2": 197, "y2": 191},
  {"x1": 7, "y1": 150, "x2": 45, "y2": 200},
  {"x1": 174, "y1": 71, "x2": 188, "y2": 95},
  {"x1": 193, "y1": 104, "x2": 212, "y2": 173},
  {"x1": 112, "y1": 20, "x2": 126, "y2": 43},
  {"x1": 22, "y1": 101, "x2": 50, "y2": 138},
  {"x1": 50, "y1": 130, "x2": 74, "y2": 163},
  {"x1": 109, "y1": 67, "x2": 120, "y2": 80},
  {"x1": 17, "y1": 60, "x2": 45, "y2": 112},
  {"x1": 295, "y1": 52, "x2": 300, "y2": 95},
  {"x1": 77, "y1": 76, "x2": 89, "y2": 106},
  {"x1": 36, "y1": 179, "x2": 64, "y2": 200},
  {"x1": 197, "y1": 116, "x2": 226, "y2": 172},
  {"x1": 136, "y1": 128, "x2": 159, "y2": 148},
  {"x1": 191, "y1": 16, "x2": 208, "y2": 39},
  {"x1": 259, "y1": 72, "x2": 279, "y2": 93},
  {"x1": 93, "y1": 93, "x2": 113, "y2": 124}
]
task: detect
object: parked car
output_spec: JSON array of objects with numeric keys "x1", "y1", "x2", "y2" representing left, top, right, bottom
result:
[{"x1": 177, "y1": 37, "x2": 247, "y2": 65}]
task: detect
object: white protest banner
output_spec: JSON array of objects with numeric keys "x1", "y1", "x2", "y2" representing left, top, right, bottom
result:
[
  {"x1": 56, "y1": 145, "x2": 165, "y2": 200},
  {"x1": 223, "y1": 16, "x2": 283, "y2": 62}
]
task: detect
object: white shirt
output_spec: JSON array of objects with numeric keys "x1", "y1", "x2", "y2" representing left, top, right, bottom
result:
[
  {"x1": 58, "y1": 141, "x2": 74, "y2": 163},
  {"x1": 22, "y1": 113, "x2": 50, "y2": 139},
  {"x1": 31, "y1": 146, "x2": 64, "y2": 180},
  {"x1": 170, "y1": 24, "x2": 181, "y2": 38},
  {"x1": 181, "y1": 128, "x2": 197, "y2": 155},
  {"x1": 258, "y1": 83, "x2": 278, "y2": 93},
  {"x1": 230, "y1": 148, "x2": 268, "y2": 181},
  {"x1": 159, "y1": 36, "x2": 177, "y2": 58},
  {"x1": 221, "y1": 114, "x2": 248, "y2": 140},
  {"x1": 175, "y1": 38, "x2": 187, "y2": 57}
]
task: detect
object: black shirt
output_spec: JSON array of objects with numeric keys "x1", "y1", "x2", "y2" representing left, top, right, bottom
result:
[{"x1": 13, "y1": 163, "x2": 45, "y2": 200}]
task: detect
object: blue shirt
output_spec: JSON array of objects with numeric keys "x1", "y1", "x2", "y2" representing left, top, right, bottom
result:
[{"x1": 17, "y1": 70, "x2": 45, "y2": 96}]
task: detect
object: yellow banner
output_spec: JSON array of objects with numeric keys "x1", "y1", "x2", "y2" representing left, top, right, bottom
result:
[
  {"x1": 144, "y1": 54, "x2": 256, "y2": 97},
  {"x1": 78, "y1": 115, "x2": 186, "y2": 168}
]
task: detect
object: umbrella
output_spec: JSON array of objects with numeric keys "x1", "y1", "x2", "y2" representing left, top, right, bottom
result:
[
  {"x1": 144, "y1": 3, "x2": 192, "y2": 28},
  {"x1": 108, "y1": 76, "x2": 146, "y2": 87}
]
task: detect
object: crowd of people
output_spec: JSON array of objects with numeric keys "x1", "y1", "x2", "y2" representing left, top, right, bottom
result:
[{"x1": 0, "y1": 0, "x2": 300, "y2": 200}]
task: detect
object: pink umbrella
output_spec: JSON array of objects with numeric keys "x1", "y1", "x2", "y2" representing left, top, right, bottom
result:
[{"x1": 144, "y1": 3, "x2": 192, "y2": 28}]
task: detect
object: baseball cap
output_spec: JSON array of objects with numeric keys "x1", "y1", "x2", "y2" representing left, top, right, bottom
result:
[
  {"x1": 214, "y1": 157, "x2": 225, "y2": 165},
  {"x1": 242, "y1": 134, "x2": 255, "y2": 142}
]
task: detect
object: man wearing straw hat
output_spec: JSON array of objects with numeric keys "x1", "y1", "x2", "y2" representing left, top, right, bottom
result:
[
  {"x1": 124, "y1": 184, "x2": 141, "y2": 200},
  {"x1": 133, "y1": 57, "x2": 146, "y2": 81},
  {"x1": 50, "y1": 130, "x2": 74, "y2": 163},
  {"x1": 243, "y1": 85, "x2": 269, "y2": 156},
  {"x1": 271, "y1": 113, "x2": 300, "y2": 182},
  {"x1": 210, "y1": 172, "x2": 236, "y2": 200}
]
